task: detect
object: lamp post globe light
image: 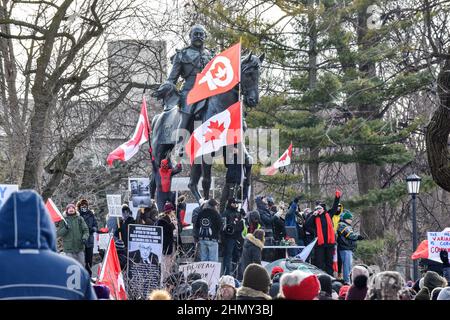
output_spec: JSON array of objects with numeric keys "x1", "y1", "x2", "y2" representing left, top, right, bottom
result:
[{"x1": 406, "y1": 174, "x2": 421, "y2": 282}]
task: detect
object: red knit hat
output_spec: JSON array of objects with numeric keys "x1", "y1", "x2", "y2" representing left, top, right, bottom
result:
[
  {"x1": 280, "y1": 270, "x2": 320, "y2": 300},
  {"x1": 271, "y1": 266, "x2": 284, "y2": 277},
  {"x1": 339, "y1": 285, "x2": 350, "y2": 299},
  {"x1": 163, "y1": 202, "x2": 175, "y2": 213}
]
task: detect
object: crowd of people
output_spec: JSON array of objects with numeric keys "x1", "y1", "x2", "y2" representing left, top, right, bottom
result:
[{"x1": 1, "y1": 189, "x2": 450, "y2": 301}]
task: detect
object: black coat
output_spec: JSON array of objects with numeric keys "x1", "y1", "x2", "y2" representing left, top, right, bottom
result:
[
  {"x1": 225, "y1": 154, "x2": 242, "y2": 184},
  {"x1": 194, "y1": 207, "x2": 222, "y2": 241},
  {"x1": 305, "y1": 197, "x2": 339, "y2": 248},
  {"x1": 255, "y1": 197, "x2": 272, "y2": 228},
  {"x1": 269, "y1": 273, "x2": 282, "y2": 298},
  {"x1": 80, "y1": 210, "x2": 98, "y2": 248},
  {"x1": 240, "y1": 234, "x2": 264, "y2": 273},
  {"x1": 115, "y1": 217, "x2": 135, "y2": 249},
  {"x1": 156, "y1": 215, "x2": 175, "y2": 255},
  {"x1": 222, "y1": 207, "x2": 244, "y2": 240},
  {"x1": 272, "y1": 215, "x2": 286, "y2": 242}
]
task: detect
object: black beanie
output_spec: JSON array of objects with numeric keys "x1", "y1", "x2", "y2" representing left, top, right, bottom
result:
[
  {"x1": 242, "y1": 264, "x2": 271, "y2": 293},
  {"x1": 318, "y1": 274, "x2": 332, "y2": 296}
]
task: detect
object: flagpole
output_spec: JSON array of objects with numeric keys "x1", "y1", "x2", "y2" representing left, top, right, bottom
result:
[{"x1": 238, "y1": 40, "x2": 244, "y2": 204}]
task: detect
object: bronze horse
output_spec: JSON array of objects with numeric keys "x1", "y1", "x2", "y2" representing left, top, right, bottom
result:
[{"x1": 150, "y1": 52, "x2": 264, "y2": 203}]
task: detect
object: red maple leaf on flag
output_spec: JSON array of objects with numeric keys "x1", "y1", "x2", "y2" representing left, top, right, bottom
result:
[
  {"x1": 204, "y1": 120, "x2": 225, "y2": 143},
  {"x1": 279, "y1": 152, "x2": 288, "y2": 162}
]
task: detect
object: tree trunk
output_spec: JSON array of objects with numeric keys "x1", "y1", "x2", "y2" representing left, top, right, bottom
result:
[{"x1": 426, "y1": 54, "x2": 450, "y2": 191}]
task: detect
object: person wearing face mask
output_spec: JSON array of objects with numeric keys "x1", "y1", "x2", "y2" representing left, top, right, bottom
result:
[
  {"x1": 57, "y1": 203, "x2": 90, "y2": 266},
  {"x1": 152, "y1": 157, "x2": 182, "y2": 212},
  {"x1": 153, "y1": 25, "x2": 215, "y2": 157},
  {"x1": 76, "y1": 199, "x2": 98, "y2": 276}
]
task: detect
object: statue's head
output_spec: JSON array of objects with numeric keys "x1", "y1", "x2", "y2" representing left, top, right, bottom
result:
[{"x1": 189, "y1": 24, "x2": 207, "y2": 48}]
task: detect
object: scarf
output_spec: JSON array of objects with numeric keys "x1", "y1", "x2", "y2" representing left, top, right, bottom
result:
[{"x1": 315, "y1": 213, "x2": 335, "y2": 245}]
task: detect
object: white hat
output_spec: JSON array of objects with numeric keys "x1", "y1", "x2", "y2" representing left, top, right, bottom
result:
[{"x1": 219, "y1": 275, "x2": 236, "y2": 289}]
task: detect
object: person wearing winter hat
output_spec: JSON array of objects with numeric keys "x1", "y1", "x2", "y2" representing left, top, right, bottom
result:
[
  {"x1": 440, "y1": 250, "x2": 450, "y2": 283},
  {"x1": 216, "y1": 275, "x2": 237, "y2": 300},
  {"x1": 279, "y1": 270, "x2": 320, "y2": 300},
  {"x1": 149, "y1": 289, "x2": 172, "y2": 300},
  {"x1": 269, "y1": 266, "x2": 284, "y2": 298},
  {"x1": 57, "y1": 203, "x2": 90, "y2": 266},
  {"x1": 156, "y1": 201, "x2": 177, "y2": 280},
  {"x1": 366, "y1": 271, "x2": 405, "y2": 300},
  {"x1": 236, "y1": 263, "x2": 272, "y2": 300},
  {"x1": 336, "y1": 210, "x2": 364, "y2": 283},
  {"x1": 187, "y1": 272, "x2": 202, "y2": 285},
  {"x1": 437, "y1": 286, "x2": 450, "y2": 300},
  {"x1": 77, "y1": 199, "x2": 98, "y2": 276},
  {"x1": 239, "y1": 229, "x2": 265, "y2": 280},
  {"x1": 346, "y1": 265, "x2": 370, "y2": 300},
  {"x1": 152, "y1": 157, "x2": 182, "y2": 212},
  {"x1": 318, "y1": 274, "x2": 334, "y2": 300},
  {"x1": 414, "y1": 271, "x2": 447, "y2": 300},
  {"x1": 194, "y1": 198, "x2": 222, "y2": 262},
  {"x1": 93, "y1": 284, "x2": 111, "y2": 300},
  {"x1": 190, "y1": 279, "x2": 209, "y2": 300},
  {"x1": 115, "y1": 204, "x2": 135, "y2": 250},
  {"x1": 332, "y1": 280, "x2": 344, "y2": 298}
]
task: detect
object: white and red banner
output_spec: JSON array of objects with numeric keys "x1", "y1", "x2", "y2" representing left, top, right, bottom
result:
[
  {"x1": 261, "y1": 142, "x2": 293, "y2": 175},
  {"x1": 187, "y1": 42, "x2": 241, "y2": 105},
  {"x1": 186, "y1": 101, "x2": 242, "y2": 164},
  {"x1": 98, "y1": 238, "x2": 127, "y2": 300},
  {"x1": 45, "y1": 198, "x2": 65, "y2": 223},
  {"x1": 107, "y1": 97, "x2": 150, "y2": 166}
]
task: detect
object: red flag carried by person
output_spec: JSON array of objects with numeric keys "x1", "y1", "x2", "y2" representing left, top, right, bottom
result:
[
  {"x1": 186, "y1": 101, "x2": 242, "y2": 164},
  {"x1": 107, "y1": 97, "x2": 150, "y2": 166},
  {"x1": 187, "y1": 43, "x2": 241, "y2": 105},
  {"x1": 411, "y1": 240, "x2": 429, "y2": 260},
  {"x1": 261, "y1": 142, "x2": 293, "y2": 175},
  {"x1": 98, "y1": 237, "x2": 127, "y2": 300},
  {"x1": 45, "y1": 198, "x2": 65, "y2": 223}
]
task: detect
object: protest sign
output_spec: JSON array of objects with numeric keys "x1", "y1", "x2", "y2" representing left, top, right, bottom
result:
[
  {"x1": 93, "y1": 233, "x2": 112, "y2": 254},
  {"x1": 427, "y1": 231, "x2": 450, "y2": 262},
  {"x1": 106, "y1": 194, "x2": 122, "y2": 218},
  {"x1": 0, "y1": 184, "x2": 18, "y2": 208},
  {"x1": 128, "y1": 178, "x2": 151, "y2": 219},
  {"x1": 127, "y1": 224, "x2": 163, "y2": 299},
  {"x1": 184, "y1": 203, "x2": 199, "y2": 225},
  {"x1": 179, "y1": 261, "x2": 221, "y2": 295}
]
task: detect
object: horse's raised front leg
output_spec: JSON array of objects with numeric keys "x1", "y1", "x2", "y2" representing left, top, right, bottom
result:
[{"x1": 188, "y1": 163, "x2": 203, "y2": 203}]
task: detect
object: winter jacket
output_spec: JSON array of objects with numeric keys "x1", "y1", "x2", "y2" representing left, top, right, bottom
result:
[
  {"x1": 57, "y1": 212, "x2": 89, "y2": 254},
  {"x1": 285, "y1": 201, "x2": 298, "y2": 227},
  {"x1": 236, "y1": 286, "x2": 272, "y2": 300},
  {"x1": 336, "y1": 221, "x2": 360, "y2": 251},
  {"x1": 194, "y1": 207, "x2": 222, "y2": 241},
  {"x1": 240, "y1": 233, "x2": 264, "y2": 273},
  {"x1": 305, "y1": 211, "x2": 335, "y2": 248},
  {"x1": 272, "y1": 214, "x2": 286, "y2": 242},
  {"x1": 0, "y1": 191, "x2": 96, "y2": 300},
  {"x1": 346, "y1": 285, "x2": 368, "y2": 300},
  {"x1": 222, "y1": 207, "x2": 244, "y2": 240},
  {"x1": 115, "y1": 216, "x2": 135, "y2": 249},
  {"x1": 269, "y1": 272, "x2": 282, "y2": 298},
  {"x1": 156, "y1": 214, "x2": 176, "y2": 255},
  {"x1": 80, "y1": 209, "x2": 98, "y2": 248},
  {"x1": 255, "y1": 196, "x2": 272, "y2": 228}
]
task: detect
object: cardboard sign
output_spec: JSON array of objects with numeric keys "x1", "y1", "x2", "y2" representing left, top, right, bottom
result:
[
  {"x1": 427, "y1": 231, "x2": 450, "y2": 262},
  {"x1": 184, "y1": 203, "x2": 199, "y2": 225},
  {"x1": 127, "y1": 224, "x2": 163, "y2": 299},
  {"x1": 93, "y1": 233, "x2": 112, "y2": 254},
  {"x1": 179, "y1": 261, "x2": 221, "y2": 295},
  {"x1": 106, "y1": 194, "x2": 122, "y2": 218},
  {"x1": 0, "y1": 184, "x2": 18, "y2": 208}
]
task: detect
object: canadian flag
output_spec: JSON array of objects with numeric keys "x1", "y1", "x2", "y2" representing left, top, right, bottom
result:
[
  {"x1": 45, "y1": 198, "x2": 65, "y2": 223},
  {"x1": 261, "y1": 143, "x2": 293, "y2": 175},
  {"x1": 186, "y1": 101, "x2": 242, "y2": 164},
  {"x1": 107, "y1": 97, "x2": 150, "y2": 166},
  {"x1": 187, "y1": 42, "x2": 241, "y2": 105},
  {"x1": 97, "y1": 237, "x2": 127, "y2": 300}
]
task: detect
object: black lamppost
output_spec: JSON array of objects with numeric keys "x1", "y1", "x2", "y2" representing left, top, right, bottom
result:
[{"x1": 406, "y1": 174, "x2": 421, "y2": 282}]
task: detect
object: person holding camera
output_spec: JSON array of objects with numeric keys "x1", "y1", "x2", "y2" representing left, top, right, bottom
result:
[
  {"x1": 56, "y1": 203, "x2": 89, "y2": 266},
  {"x1": 221, "y1": 198, "x2": 244, "y2": 276},
  {"x1": 336, "y1": 210, "x2": 365, "y2": 283}
]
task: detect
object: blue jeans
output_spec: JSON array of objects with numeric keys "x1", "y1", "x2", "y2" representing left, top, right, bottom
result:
[
  {"x1": 222, "y1": 237, "x2": 237, "y2": 275},
  {"x1": 339, "y1": 250, "x2": 353, "y2": 283},
  {"x1": 199, "y1": 239, "x2": 219, "y2": 262}
]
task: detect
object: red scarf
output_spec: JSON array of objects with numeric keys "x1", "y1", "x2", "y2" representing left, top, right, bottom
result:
[
  {"x1": 159, "y1": 167, "x2": 172, "y2": 192},
  {"x1": 315, "y1": 213, "x2": 335, "y2": 245}
]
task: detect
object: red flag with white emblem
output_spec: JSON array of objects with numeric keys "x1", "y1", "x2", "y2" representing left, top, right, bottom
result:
[
  {"x1": 98, "y1": 237, "x2": 127, "y2": 300},
  {"x1": 187, "y1": 43, "x2": 241, "y2": 105},
  {"x1": 186, "y1": 101, "x2": 242, "y2": 164},
  {"x1": 107, "y1": 97, "x2": 150, "y2": 166},
  {"x1": 261, "y1": 143, "x2": 293, "y2": 175},
  {"x1": 45, "y1": 198, "x2": 65, "y2": 223}
]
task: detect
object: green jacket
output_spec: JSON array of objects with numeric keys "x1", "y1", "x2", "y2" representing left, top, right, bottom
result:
[{"x1": 57, "y1": 213, "x2": 89, "y2": 253}]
